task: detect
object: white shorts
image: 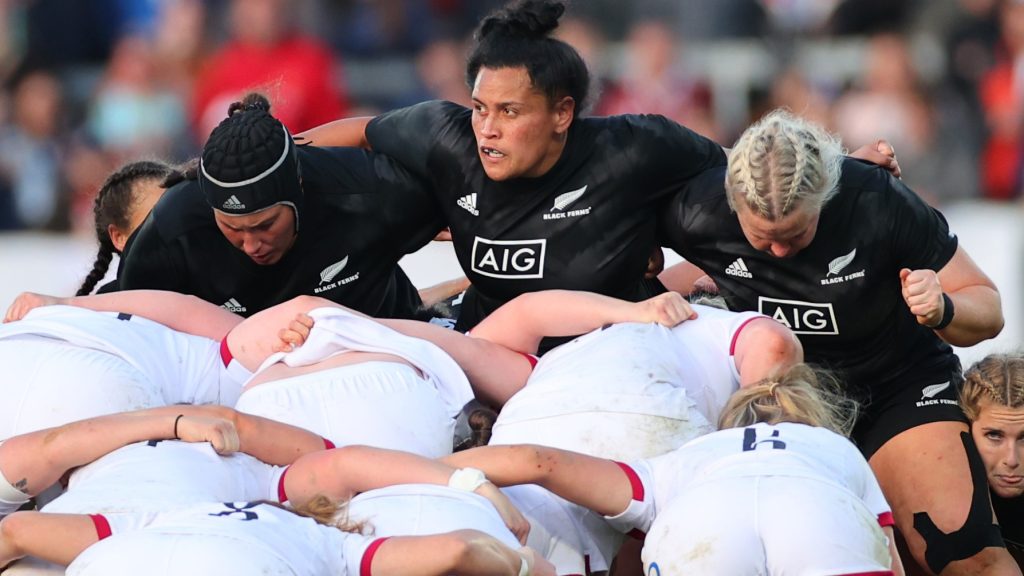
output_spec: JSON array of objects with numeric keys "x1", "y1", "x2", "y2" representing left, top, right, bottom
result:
[
  {"x1": 1, "y1": 557, "x2": 64, "y2": 576},
  {"x1": 236, "y1": 361, "x2": 456, "y2": 458},
  {"x1": 67, "y1": 532, "x2": 295, "y2": 576},
  {"x1": 347, "y1": 483, "x2": 520, "y2": 549},
  {"x1": 0, "y1": 337, "x2": 162, "y2": 439},
  {"x1": 501, "y1": 484, "x2": 589, "y2": 576},
  {"x1": 642, "y1": 476, "x2": 893, "y2": 576}
]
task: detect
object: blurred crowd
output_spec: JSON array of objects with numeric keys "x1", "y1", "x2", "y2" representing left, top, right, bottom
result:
[{"x1": 0, "y1": 0, "x2": 1021, "y2": 234}]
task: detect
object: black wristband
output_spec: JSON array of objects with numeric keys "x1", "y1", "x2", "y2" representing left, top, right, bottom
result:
[
  {"x1": 173, "y1": 414, "x2": 185, "y2": 440},
  {"x1": 934, "y1": 293, "x2": 955, "y2": 330}
]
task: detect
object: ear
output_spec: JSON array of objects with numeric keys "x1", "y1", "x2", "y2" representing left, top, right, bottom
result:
[
  {"x1": 552, "y1": 96, "x2": 575, "y2": 135},
  {"x1": 108, "y1": 224, "x2": 128, "y2": 253}
]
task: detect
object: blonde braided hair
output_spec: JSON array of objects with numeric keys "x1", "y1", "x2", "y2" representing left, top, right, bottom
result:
[
  {"x1": 961, "y1": 351, "x2": 1024, "y2": 421},
  {"x1": 725, "y1": 110, "x2": 844, "y2": 220}
]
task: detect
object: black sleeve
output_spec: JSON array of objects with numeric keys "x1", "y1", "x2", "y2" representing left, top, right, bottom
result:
[
  {"x1": 624, "y1": 114, "x2": 727, "y2": 189},
  {"x1": 883, "y1": 170, "x2": 959, "y2": 272},
  {"x1": 657, "y1": 166, "x2": 728, "y2": 254},
  {"x1": 116, "y1": 213, "x2": 187, "y2": 292},
  {"x1": 303, "y1": 146, "x2": 445, "y2": 256},
  {"x1": 365, "y1": 100, "x2": 466, "y2": 178}
]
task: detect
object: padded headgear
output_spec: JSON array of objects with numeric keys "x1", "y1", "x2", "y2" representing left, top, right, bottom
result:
[{"x1": 199, "y1": 107, "x2": 302, "y2": 228}]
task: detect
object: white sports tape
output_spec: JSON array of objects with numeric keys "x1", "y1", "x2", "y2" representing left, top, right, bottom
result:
[
  {"x1": 447, "y1": 467, "x2": 488, "y2": 492},
  {"x1": 0, "y1": 462, "x2": 31, "y2": 507}
]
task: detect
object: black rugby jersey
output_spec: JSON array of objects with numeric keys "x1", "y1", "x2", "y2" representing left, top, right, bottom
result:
[
  {"x1": 992, "y1": 491, "x2": 1024, "y2": 553},
  {"x1": 366, "y1": 100, "x2": 726, "y2": 330},
  {"x1": 118, "y1": 146, "x2": 443, "y2": 319},
  {"x1": 661, "y1": 159, "x2": 959, "y2": 395}
]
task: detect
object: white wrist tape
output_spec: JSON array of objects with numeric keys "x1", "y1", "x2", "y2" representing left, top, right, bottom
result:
[
  {"x1": 0, "y1": 464, "x2": 31, "y2": 508},
  {"x1": 518, "y1": 551, "x2": 531, "y2": 576},
  {"x1": 447, "y1": 467, "x2": 488, "y2": 492}
]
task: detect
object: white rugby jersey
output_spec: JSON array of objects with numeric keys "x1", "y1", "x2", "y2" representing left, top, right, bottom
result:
[
  {"x1": 254, "y1": 307, "x2": 474, "y2": 416},
  {"x1": 43, "y1": 441, "x2": 281, "y2": 516},
  {"x1": 80, "y1": 502, "x2": 374, "y2": 576},
  {"x1": 1, "y1": 306, "x2": 245, "y2": 405},
  {"x1": 497, "y1": 304, "x2": 765, "y2": 423},
  {"x1": 608, "y1": 422, "x2": 893, "y2": 535}
]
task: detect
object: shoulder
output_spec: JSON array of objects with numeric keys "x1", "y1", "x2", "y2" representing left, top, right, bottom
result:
[{"x1": 133, "y1": 180, "x2": 213, "y2": 247}]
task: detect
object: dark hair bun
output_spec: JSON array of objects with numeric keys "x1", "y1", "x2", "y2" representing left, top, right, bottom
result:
[
  {"x1": 227, "y1": 92, "x2": 272, "y2": 117},
  {"x1": 479, "y1": 0, "x2": 565, "y2": 40}
]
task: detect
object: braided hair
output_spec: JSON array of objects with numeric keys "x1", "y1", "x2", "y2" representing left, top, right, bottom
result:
[{"x1": 77, "y1": 160, "x2": 174, "y2": 296}]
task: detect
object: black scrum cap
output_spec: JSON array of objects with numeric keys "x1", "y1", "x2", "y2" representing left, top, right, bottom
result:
[{"x1": 199, "y1": 108, "x2": 303, "y2": 229}]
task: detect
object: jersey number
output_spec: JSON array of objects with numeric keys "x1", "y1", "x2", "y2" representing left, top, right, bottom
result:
[
  {"x1": 742, "y1": 428, "x2": 787, "y2": 451},
  {"x1": 209, "y1": 502, "x2": 260, "y2": 521}
]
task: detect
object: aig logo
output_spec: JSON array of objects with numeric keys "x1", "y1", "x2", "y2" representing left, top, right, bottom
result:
[
  {"x1": 758, "y1": 296, "x2": 838, "y2": 335},
  {"x1": 471, "y1": 237, "x2": 546, "y2": 279}
]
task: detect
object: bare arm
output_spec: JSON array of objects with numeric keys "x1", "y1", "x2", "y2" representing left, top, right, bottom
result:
[
  {"x1": 283, "y1": 445, "x2": 529, "y2": 543},
  {"x1": 0, "y1": 512, "x2": 98, "y2": 568},
  {"x1": 380, "y1": 319, "x2": 532, "y2": 407},
  {"x1": 883, "y1": 525, "x2": 906, "y2": 576},
  {"x1": 0, "y1": 405, "x2": 326, "y2": 498},
  {"x1": 0, "y1": 406, "x2": 242, "y2": 498},
  {"x1": 295, "y1": 116, "x2": 374, "y2": 148},
  {"x1": 733, "y1": 318, "x2": 803, "y2": 386},
  {"x1": 658, "y1": 260, "x2": 711, "y2": 295},
  {"x1": 418, "y1": 276, "x2": 471, "y2": 309},
  {"x1": 470, "y1": 291, "x2": 696, "y2": 355},
  {"x1": 442, "y1": 444, "x2": 633, "y2": 518},
  {"x1": 369, "y1": 532, "x2": 554, "y2": 576},
  {"x1": 4, "y1": 290, "x2": 242, "y2": 340},
  {"x1": 900, "y1": 245, "x2": 1003, "y2": 347}
]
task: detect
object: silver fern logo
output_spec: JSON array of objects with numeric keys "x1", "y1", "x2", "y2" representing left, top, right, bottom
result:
[
  {"x1": 827, "y1": 249, "x2": 857, "y2": 276},
  {"x1": 551, "y1": 186, "x2": 588, "y2": 211},
  {"x1": 921, "y1": 382, "x2": 950, "y2": 399},
  {"x1": 320, "y1": 257, "x2": 349, "y2": 284}
]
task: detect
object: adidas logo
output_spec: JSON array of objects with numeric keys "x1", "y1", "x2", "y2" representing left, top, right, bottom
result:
[
  {"x1": 223, "y1": 298, "x2": 247, "y2": 313},
  {"x1": 725, "y1": 258, "x2": 753, "y2": 279},
  {"x1": 222, "y1": 195, "x2": 246, "y2": 210},
  {"x1": 457, "y1": 193, "x2": 479, "y2": 216}
]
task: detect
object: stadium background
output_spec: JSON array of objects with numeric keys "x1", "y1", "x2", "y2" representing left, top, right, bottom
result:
[{"x1": 0, "y1": 0, "x2": 1019, "y2": 365}]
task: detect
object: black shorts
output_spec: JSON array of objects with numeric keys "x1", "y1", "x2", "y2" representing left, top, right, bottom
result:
[{"x1": 851, "y1": 357, "x2": 968, "y2": 459}]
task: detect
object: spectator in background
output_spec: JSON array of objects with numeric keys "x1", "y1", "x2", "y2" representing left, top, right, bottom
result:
[
  {"x1": 410, "y1": 36, "x2": 472, "y2": 107},
  {"x1": 87, "y1": 34, "x2": 188, "y2": 160},
  {"x1": 191, "y1": 0, "x2": 351, "y2": 139},
  {"x1": 0, "y1": 65, "x2": 69, "y2": 231},
  {"x1": 597, "y1": 19, "x2": 721, "y2": 142},
  {"x1": 979, "y1": 0, "x2": 1024, "y2": 200}
]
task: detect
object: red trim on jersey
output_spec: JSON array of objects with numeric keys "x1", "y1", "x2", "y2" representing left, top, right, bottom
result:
[
  {"x1": 323, "y1": 438, "x2": 336, "y2": 450},
  {"x1": 614, "y1": 461, "x2": 645, "y2": 501},
  {"x1": 219, "y1": 338, "x2": 233, "y2": 367},
  {"x1": 877, "y1": 511, "x2": 895, "y2": 527},
  {"x1": 89, "y1": 514, "x2": 112, "y2": 540},
  {"x1": 277, "y1": 467, "x2": 290, "y2": 503},
  {"x1": 519, "y1": 351, "x2": 538, "y2": 369},
  {"x1": 584, "y1": 554, "x2": 592, "y2": 576},
  {"x1": 360, "y1": 537, "x2": 391, "y2": 576},
  {"x1": 627, "y1": 527, "x2": 647, "y2": 540},
  {"x1": 729, "y1": 316, "x2": 764, "y2": 356}
]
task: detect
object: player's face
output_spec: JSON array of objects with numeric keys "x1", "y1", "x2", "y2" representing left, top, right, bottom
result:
[
  {"x1": 470, "y1": 66, "x2": 574, "y2": 181},
  {"x1": 735, "y1": 204, "x2": 820, "y2": 258},
  {"x1": 971, "y1": 398, "x2": 1024, "y2": 499},
  {"x1": 214, "y1": 203, "x2": 297, "y2": 265}
]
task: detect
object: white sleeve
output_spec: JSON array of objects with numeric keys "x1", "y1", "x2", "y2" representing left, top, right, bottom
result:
[
  {"x1": 603, "y1": 461, "x2": 658, "y2": 536},
  {"x1": 847, "y1": 444, "x2": 894, "y2": 526},
  {"x1": 342, "y1": 533, "x2": 388, "y2": 576}
]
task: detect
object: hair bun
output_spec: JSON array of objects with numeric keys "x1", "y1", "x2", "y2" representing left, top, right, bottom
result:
[{"x1": 479, "y1": 0, "x2": 564, "y2": 40}]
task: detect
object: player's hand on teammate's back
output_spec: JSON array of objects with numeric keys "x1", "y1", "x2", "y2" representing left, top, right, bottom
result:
[
  {"x1": 849, "y1": 139, "x2": 901, "y2": 179},
  {"x1": 175, "y1": 416, "x2": 241, "y2": 455},
  {"x1": 474, "y1": 481, "x2": 531, "y2": 545},
  {"x1": 899, "y1": 268, "x2": 945, "y2": 328},
  {"x1": 273, "y1": 313, "x2": 315, "y2": 353},
  {"x1": 636, "y1": 292, "x2": 697, "y2": 327},
  {"x1": 4, "y1": 291, "x2": 65, "y2": 323}
]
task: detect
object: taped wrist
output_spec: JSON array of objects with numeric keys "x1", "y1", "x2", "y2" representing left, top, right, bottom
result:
[
  {"x1": 518, "y1": 551, "x2": 531, "y2": 576},
  {"x1": 448, "y1": 468, "x2": 488, "y2": 492}
]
